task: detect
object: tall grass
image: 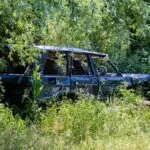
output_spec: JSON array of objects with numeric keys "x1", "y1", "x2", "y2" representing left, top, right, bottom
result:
[{"x1": 0, "y1": 91, "x2": 150, "y2": 149}]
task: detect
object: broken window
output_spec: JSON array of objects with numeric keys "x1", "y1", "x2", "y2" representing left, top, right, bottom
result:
[
  {"x1": 43, "y1": 52, "x2": 67, "y2": 76},
  {"x1": 71, "y1": 53, "x2": 92, "y2": 75}
]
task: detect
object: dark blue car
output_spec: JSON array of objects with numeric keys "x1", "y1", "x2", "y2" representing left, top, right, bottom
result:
[{"x1": 0, "y1": 45, "x2": 150, "y2": 103}]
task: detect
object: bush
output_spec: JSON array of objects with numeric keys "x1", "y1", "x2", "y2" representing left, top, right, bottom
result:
[
  {"x1": 0, "y1": 90, "x2": 149, "y2": 149},
  {"x1": 0, "y1": 104, "x2": 27, "y2": 149},
  {"x1": 39, "y1": 92, "x2": 150, "y2": 149}
]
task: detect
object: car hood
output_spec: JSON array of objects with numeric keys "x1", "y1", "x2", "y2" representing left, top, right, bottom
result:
[{"x1": 122, "y1": 73, "x2": 150, "y2": 84}]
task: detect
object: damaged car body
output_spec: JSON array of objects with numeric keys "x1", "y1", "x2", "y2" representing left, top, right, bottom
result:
[{"x1": 0, "y1": 45, "x2": 150, "y2": 104}]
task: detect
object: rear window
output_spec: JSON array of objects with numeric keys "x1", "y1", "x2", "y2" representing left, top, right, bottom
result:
[
  {"x1": 0, "y1": 54, "x2": 27, "y2": 74},
  {"x1": 43, "y1": 52, "x2": 67, "y2": 76}
]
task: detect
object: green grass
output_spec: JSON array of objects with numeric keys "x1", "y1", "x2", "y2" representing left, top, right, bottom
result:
[{"x1": 0, "y1": 92, "x2": 150, "y2": 150}]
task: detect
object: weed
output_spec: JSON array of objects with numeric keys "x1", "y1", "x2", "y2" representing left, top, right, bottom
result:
[{"x1": 0, "y1": 88, "x2": 149, "y2": 149}]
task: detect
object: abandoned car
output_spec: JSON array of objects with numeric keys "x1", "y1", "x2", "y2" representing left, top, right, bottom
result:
[{"x1": 0, "y1": 45, "x2": 150, "y2": 103}]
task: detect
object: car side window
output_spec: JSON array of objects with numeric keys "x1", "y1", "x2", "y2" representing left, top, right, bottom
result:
[
  {"x1": 43, "y1": 52, "x2": 66, "y2": 76},
  {"x1": 71, "y1": 53, "x2": 92, "y2": 75},
  {"x1": 92, "y1": 58, "x2": 116, "y2": 75}
]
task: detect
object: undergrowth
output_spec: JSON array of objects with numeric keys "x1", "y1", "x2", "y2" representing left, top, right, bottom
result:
[{"x1": 0, "y1": 89, "x2": 150, "y2": 150}]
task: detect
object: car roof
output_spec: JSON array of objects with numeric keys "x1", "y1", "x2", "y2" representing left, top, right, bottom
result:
[{"x1": 35, "y1": 45, "x2": 108, "y2": 59}]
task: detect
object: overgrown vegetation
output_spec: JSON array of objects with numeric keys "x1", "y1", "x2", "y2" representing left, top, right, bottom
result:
[
  {"x1": 0, "y1": 1, "x2": 150, "y2": 149},
  {"x1": 0, "y1": 0, "x2": 150, "y2": 72},
  {"x1": 0, "y1": 92, "x2": 149, "y2": 149}
]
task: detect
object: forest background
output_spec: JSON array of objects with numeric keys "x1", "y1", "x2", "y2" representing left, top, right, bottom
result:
[{"x1": 0, "y1": 0, "x2": 150, "y2": 73}]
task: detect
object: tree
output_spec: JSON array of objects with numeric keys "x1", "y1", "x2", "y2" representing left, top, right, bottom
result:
[{"x1": 0, "y1": 0, "x2": 149, "y2": 72}]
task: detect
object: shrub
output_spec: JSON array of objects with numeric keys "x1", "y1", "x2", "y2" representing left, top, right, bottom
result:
[
  {"x1": 0, "y1": 104, "x2": 27, "y2": 149},
  {"x1": 40, "y1": 91, "x2": 150, "y2": 148},
  {"x1": 0, "y1": 89, "x2": 149, "y2": 149}
]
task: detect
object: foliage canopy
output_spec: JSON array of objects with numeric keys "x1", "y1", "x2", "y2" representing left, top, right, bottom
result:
[{"x1": 0, "y1": 0, "x2": 149, "y2": 72}]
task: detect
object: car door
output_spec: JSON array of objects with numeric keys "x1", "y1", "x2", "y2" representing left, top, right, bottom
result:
[
  {"x1": 98, "y1": 73, "x2": 124, "y2": 98},
  {"x1": 92, "y1": 58, "x2": 124, "y2": 98},
  {"x1": 37, "y1": 51, "x2": 70, "y2": 101},
  {"x1": 70, "y1": 53, "x2": 99, "y2": 96}
]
